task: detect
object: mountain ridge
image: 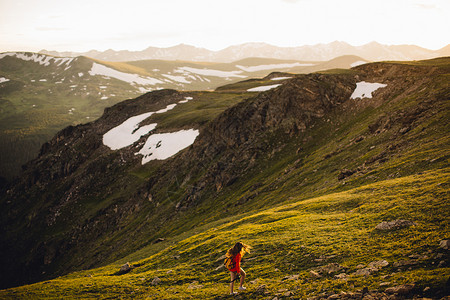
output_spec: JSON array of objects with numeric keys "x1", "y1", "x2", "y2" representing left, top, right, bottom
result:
[
  {"x1": 39, "y1": 41, "x2": 450, "y2": 63},
  {"x1": 0, "y1": 52, "x2": 367, "y2": 180}
]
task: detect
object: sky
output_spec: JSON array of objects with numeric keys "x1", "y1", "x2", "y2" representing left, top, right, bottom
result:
[{"x1": 0, "y1": 0, "x2": 449, "y2": 53}]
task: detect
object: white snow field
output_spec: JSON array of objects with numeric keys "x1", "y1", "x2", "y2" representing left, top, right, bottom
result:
[
  {"x1": 103, "y1": 112, "x2": 157, "y2": 150},
  {"x1": 137, "y1": 129, "x2": 199, "y2": 164},
  {"x1": 271, "y1": 77, "x2": 292, "y2": 81},
  {"x1": 103, "y1": 101, "x2": 198, "y2": 164},
  {"x1": 89, "y1": 63, "x2": 163, "y2": 85},
  {"x1": 350, "y1": 61, "x2": 367, "y2": 67},
  {"x1": 351, "y1": 81, "x2": 387, "y2": 99},
  {"x1": 176, "y1": 67, "x2": 246, "y2": 78},
  {"x1": 0, "y1": 77, "x2": 10, "y2": 83},
  {"x1": 247, "y1": 84, "x2": 282, "y2": 92},
  {"x1": 0, "y1": 52, "x2": 74, "y2": 67},
  {"x1": 102, "y1": 103, "x2": 179, "y2": 150},
  {"x1": 236, "y1": 62, "x2": 314, "y2": 72}
]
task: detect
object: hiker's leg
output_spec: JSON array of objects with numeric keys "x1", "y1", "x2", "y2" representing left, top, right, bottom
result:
[
  {"x1": 230, "y1": 271, "x2": 236, "y2": 293},
  {"x1": 239, "y1": 268, "x2": 246, "y2": 287}
]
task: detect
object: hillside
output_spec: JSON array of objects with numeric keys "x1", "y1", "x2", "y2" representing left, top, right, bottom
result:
[
  {"x1": 0, "y1": 52, "x2": 365, "y2": 180},
  {"x1": 0, "y1": 58, "x2": 449, "y2": 299}
]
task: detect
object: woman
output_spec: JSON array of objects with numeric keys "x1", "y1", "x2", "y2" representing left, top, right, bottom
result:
[{"x1": 225, "y1": 242, "x2": 251, "y2": 295}]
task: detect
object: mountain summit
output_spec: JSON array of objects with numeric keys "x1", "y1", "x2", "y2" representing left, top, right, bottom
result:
[{"x1": 40, "y1": 41, "x2": 450, "y2": 62}]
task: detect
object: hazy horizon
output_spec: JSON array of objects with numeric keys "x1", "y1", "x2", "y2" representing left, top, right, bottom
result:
[{"x1": 1, "y1": 0, "x2": 449, "y2": 53}]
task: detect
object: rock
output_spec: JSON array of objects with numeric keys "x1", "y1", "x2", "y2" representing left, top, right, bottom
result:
[
  {"x1": 375, "y1": 219, "x2": 417, "y2": 230},
  {"x1": 393, "y1": 259, "x2": 418, "y2": 267},
  {"x1": 256, "y1": 284, "x2": 268, "y2": 294},
  {"x1": 309, "y1": 270, "x2": 322, "y2": 278},
  {"x1": 338, "y1": 169, "x2": 356, "y2": 180},
  {"x1": 439, "y1": 239, "x2": 450, "y2": 250},
  {"x1": 151, "y1": 277, "x2": 161, "y2": 285},
  {"x1": 118, "y1": 262, "x2": 132, "y2": 274},
  {"x1": 354, "y1": 268, "x2": 372, "y2": 276},
  {"x1": 283, "y1": 291, "x2": 294, "y2": 297},
  {"x1": 283, "y1": 274, "x2": 299, "y2": 281},
  {"x1": 399, "y1": 127, "x2": 410, "y2": 134},
  {"x1": 153, "y1": 237, "x2": 165, "y2": 244},
  {"x1": 188, "y1": 281, "x2": 203, "y2": 289},
  {"x1": 317, "y1": 263, "x2": 344, "y2": 274},
  {"x1": 368, "y1": 260, "x2": 389, "y2": 269},
  {"x1": 334, "y1": 273, "x2": 348, "y2": 280},
  {"x1": 385, "y1": 284, "x2": 415, "y2": 294}
]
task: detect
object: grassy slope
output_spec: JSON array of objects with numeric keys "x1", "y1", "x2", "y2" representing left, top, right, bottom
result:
[{"x1": 1, "y1": 169, "x2": 448, "y2": 299}]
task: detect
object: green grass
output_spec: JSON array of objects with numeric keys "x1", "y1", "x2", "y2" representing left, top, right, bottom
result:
[{"x1": 1, "y1": 168, "x2": 448, "y2": 299}]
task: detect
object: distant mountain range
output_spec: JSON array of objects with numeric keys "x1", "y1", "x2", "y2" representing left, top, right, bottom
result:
[{"x1": 40, "y1": 41, "x2": 450, "y2": 62}]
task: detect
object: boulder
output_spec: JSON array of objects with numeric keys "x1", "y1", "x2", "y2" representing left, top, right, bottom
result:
[
  {"x1": 118, "y1": 262, "x2": 132, "y2": 274},
  {"x1": 256, "y1": 284, "x2": 268, "y2": 294},
  {"x1": 385, "y1": 284, "x2": 415, "y2": 294},
  {"x1": 151, "y1": 277, "x2": 161, "y2": 285},
  {"x1": 354, "y1": 268, "x2": 372, "y2": 276},
  {"x1": 439, "y1": 239, "x2": 450, "y2": 250},
  {"x1": 375, "y1": 219, "x2": 417, "y2": 231},
  {"x1": 368, "y1": 260, "x2": 389, "y2": 269},
  {"x1": 317, "y1": 263, "x2": 344, "y2": 274},
  {"x1": 338, "y1": 169, "x2": 356, "y2": 180},
  {"x1": 309, "y1": 270, "x2": 322, "y2": 278}
]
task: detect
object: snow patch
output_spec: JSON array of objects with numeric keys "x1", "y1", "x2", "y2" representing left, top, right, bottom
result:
[
  {"x1": 247, "y1": 84, "x2": 282, "y2": 92},
  {"x1": 351, "y1": 81, "x2": 387, "y2": 99},
  {"x1": 179, "y1": 96, "x2": 193, "y2": 103},
  {"x1": 89, "y1": 63, "x2": 163, "y2": 85},
  {"x1": 271, "y1": 76, "x2": 292, "y2": 81},
  {"x1": 0, "y1": 52, "x2": 73, "y2": 67},
  {"x1": 138, "y1": 87, "x2": 153, "y2": 93},
  {"x1": 163, "y1": 74, "x2": 190, "y2": 84},
  {"x1": 102, "y1": 103, "x2": 178, "y2": 150},
  {"x1": 236, "y1": 62, "x2": 314, "y2": 72},
  {"x1": 176, "y1": 67, "x2": 246, "y2": 78},
  {"x1": 0, "y1": 77, "x2": 10, "y2": 84},
  {"x1": 137, "y1": 129, "x2": 199, "y2": 164},
  {"x1": 351, "y1": 61, "x2": 367, "y2": 67}
]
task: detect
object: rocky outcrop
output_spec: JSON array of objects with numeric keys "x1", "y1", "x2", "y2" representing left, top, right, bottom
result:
[
  {"x1": 375, "y1": 220, "x2": 417, "y2": 231},
  {"x1": 173, "y1": 73, "x2": 356, "y2": 210}
]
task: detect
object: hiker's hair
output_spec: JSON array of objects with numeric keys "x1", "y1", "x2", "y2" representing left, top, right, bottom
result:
[{"x1": 226, "y1": 242, "x2": 251, "y2": 258}]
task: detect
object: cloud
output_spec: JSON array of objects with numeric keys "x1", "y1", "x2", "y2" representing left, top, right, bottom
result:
[
  {"x1": 415, "y1": 3, "x2": 437, "y2": 9},
  {"x1": 35, "y1": 27, "x2": 67, "y2": 31}
]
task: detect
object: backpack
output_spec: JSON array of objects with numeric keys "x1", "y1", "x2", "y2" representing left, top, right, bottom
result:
[{"x1": 224, "y1": 256, "x2": 235, "y2": 271}]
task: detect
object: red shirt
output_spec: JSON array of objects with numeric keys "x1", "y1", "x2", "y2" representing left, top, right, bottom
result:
[{"x1": 230, "y1": 253, "x2": 241, "y2": 272}]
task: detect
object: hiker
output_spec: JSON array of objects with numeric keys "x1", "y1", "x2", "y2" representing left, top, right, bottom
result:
[{"x1": 225, "y1": 242, "x2": 251, "y2": 295}]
